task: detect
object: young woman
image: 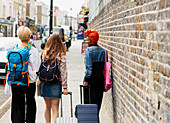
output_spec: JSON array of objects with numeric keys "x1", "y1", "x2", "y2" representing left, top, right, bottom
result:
[
  {"x1": 83, "y1": 30, "x2": 107, "y2": 113},
  {"x1": 11, "y1": 26, "x2": 41, "y2": 123},
  {"x1": 40, "y1": 33, "x2": 68, "y2": 123}
]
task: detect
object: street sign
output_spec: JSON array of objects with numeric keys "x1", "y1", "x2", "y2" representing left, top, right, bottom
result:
[{"x1": 77, "y1": 14, "x2": 84, "y2": 24}]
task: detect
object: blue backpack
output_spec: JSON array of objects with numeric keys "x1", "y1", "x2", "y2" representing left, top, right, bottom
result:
[{"x1": 4, "y1": 44, "x2": 32, "y2": 86}]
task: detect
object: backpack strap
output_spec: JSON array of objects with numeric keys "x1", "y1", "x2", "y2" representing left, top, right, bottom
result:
[
  {"x1": 4, "y1": 62, "x2": 9, "y2": 71},
  {"x1": 11, "y1": 64, "x2": 17, "y2": 83},
  {"x1": 21, "y1": 70, "x2": 30, "y2": 87},
  {"x1": 23, "y1": 61, "x2": 33, "y2": 71},
  {"x1": 4, "y1": 62, "x2": 9, "y2": 85},
  {"x1": 26, "y1": 44, "x2": 32, "y2": 86},
  {"x1": 4, "y1": 71, "x2": 10, "y2": 85},
  {"x1": 28, "y1": 61, "x2": 33, "y2": 71},
  {"x1": 27, "y1": 73, "x2": 29, "y2": 86},
  {"x1": 26, "y1": 44, "x2": 32, "y2": 51},
  {"x1": 15, "y1": 44, "x2": 18, "y2": 48}
]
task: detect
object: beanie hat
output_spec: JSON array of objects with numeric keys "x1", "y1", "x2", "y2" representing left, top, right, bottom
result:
[{"x1": 85, "y1": 30, "x2": 99, "y2": 43}]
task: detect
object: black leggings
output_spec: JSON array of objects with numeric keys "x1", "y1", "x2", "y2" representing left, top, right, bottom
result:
[
  {"x1": 84, "y1": 87, "x2": 104, "y2": 112},
  {"x1": 84, "y1": 62, "x2": 105, "y2": 112},
  {"x1": 11, "y1": 83, "x2": 36, "y2": 123}
]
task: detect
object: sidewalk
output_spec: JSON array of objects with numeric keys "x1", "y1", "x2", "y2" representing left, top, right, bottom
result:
[{"x1": 0, "y1": 40, "x2": 111, "y2": 123}]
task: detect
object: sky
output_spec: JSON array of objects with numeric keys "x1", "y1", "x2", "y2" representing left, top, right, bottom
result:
[{"x1": 38, "y1": 0, "x2": 85, "y2": 17}]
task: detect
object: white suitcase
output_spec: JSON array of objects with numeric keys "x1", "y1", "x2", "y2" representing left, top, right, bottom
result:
[
  {"x1": 56, "y1": 117, "x2": 78, "y2": 123},
  {"x1": 56, "y1": 92, "x2": 78, "y2": 123}
]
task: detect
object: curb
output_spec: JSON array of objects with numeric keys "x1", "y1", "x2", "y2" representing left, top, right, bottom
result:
[{"x1": 0, "y1": 96, "x2": 11, "y2": 119}]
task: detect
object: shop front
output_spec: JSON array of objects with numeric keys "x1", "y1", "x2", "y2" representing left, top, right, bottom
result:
[{"x1": 0, "y1": 18, "x2": 14, "y2": 37}]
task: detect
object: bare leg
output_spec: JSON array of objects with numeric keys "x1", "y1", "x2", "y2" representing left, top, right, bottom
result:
[
  {"x1": 44, "y1": 98, "x2": 52, "y2": 123},
  {"x1": 51, "y1": 99, "x2": 60, "y2": 123}
]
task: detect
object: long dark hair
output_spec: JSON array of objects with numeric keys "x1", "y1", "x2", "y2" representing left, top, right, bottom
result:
[{"x1": 43, "y1": 33, "x2": 66, "y2": 64}]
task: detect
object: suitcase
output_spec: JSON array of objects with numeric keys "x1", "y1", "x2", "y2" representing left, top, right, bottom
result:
[
  {"x1": 75, "y1": 85, "x2": 99, "y2": 123},
  {"x1": 56, "y1": 92, "x2": 78, "y2": 123}
]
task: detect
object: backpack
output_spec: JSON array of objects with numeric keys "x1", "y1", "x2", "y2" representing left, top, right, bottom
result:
[
  {"x1": 4, "y1": 44, "x2": 33, "y2": 86},
  {"x1": 38, "y1": 58, "x2": 60, "y2": 83}
]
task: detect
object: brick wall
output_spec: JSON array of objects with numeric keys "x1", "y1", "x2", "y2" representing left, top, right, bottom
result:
[{"x1": 89, "y1": 0, "x2": 170, "y2": 122}]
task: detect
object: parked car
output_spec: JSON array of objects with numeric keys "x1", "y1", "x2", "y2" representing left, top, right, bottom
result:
[
  {"x1": 0, "y1": 37, "x2": 35, "y2": 80},
  {"x1": 41, "y1": 27, "x2": 65, "y2": 49}
]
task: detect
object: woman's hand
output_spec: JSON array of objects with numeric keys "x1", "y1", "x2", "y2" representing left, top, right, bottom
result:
[
  {"x1": 63, "y1": 88, "x2": 68, "y2": 95},
  {"x1": 83, "y1": 82, "x2": 88, "y2": 86}
]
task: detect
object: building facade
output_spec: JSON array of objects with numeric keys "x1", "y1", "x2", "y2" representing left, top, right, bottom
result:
[
  {"x1": 0, "y1": 0, "x2": 13, "y2": 19},
  {"x1": 89, "y1": 0, "x2": 111, "y2": 23},
  {"x1": 89, "y1": 0, "x2": 170, "y2": 123},
  {"x1": 19, "y1": 0, "x2": 26, "y2": 20},
  {"x1": 13, "y1": 0, "x2": 27, "y2": 35},
  {"x1": 54, "y1": 9, "x2": 69, "y2": 27},
  {"x1": 0, "y1": 0, "x2": 16, "y2": 37},
  {"x1": 13, "y1": 0, "x2": 26, "y2": 21},
  {"x1": 54, "y1": 6, "x2": 59, "y2": 27},
  {"x1": 26, "y1": 0, "x2": 36, "y2": 22},
  {"x1": 71, "y1": 17, "x2": 77, "y2": 31},
  {"x1": 35, "y1": 1, "x2": 49, "y2": 26},
  {"x1": 13, "y1": 0, "x2": 19, "y2": 19}
]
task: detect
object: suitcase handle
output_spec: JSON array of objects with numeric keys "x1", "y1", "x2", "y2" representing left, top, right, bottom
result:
[
  {"x1": 60, "y1": 92, "x2": 73, "y2": 117},
  {"x1": 80, "y1": 85, "x2": 91, "y2": 104},
  {"x1": 61, "y1": 92, "x2": 72, "y2": 95}
]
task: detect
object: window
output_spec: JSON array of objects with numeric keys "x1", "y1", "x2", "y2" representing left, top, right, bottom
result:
[
  {"x1": 10, "y1": 6, "x2": 12, "y2": 16},
  {"x1": 19, "y1": 6, "x2": 22, "y2": 18},
  {"x1": 14, "y1": 9, "x2": 16, "y2": 17},
  {"x1": 3, "y1": 5, "x2": 5, "y2": 17}
]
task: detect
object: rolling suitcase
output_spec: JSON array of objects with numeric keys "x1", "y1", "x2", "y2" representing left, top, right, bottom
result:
[
  {"x1": 56, "y1": 92, "x2": 78, "y2": 123},
  {"x1": 75, "y1": 85, "x2": 99, "y2": 123}
]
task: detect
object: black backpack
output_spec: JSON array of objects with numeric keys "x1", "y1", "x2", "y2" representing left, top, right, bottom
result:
[{"x1": 38, "y1": 58, "x2": 60, "y2": 83}]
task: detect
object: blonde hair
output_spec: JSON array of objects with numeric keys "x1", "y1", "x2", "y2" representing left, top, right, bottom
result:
[{"x1": 17, "y1": 26, "x2": 31, "y2": 41}]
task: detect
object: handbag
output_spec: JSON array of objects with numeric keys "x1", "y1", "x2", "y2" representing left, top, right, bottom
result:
[
  {"x1": 4, "y1": 75, "x2": 12, "y2": 96},
  {"x1": 4, "y1": 83, "x2": 12, "y2": 96},
  {"x1": 103, "y1": 49, "x2": 112, "y2": 92},
  {"x1": 36, "y1": 79, "x2": 41, "y2": 96}
]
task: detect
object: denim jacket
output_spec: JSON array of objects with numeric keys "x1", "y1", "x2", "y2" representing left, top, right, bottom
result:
[{"x1": 84, "y1": 44, "x2": 108, "y2": 82}]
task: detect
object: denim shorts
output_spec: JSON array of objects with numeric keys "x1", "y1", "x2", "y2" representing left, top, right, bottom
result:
[{"x1": 40, "y1": 81, "x2": 62, "y2": 98}]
